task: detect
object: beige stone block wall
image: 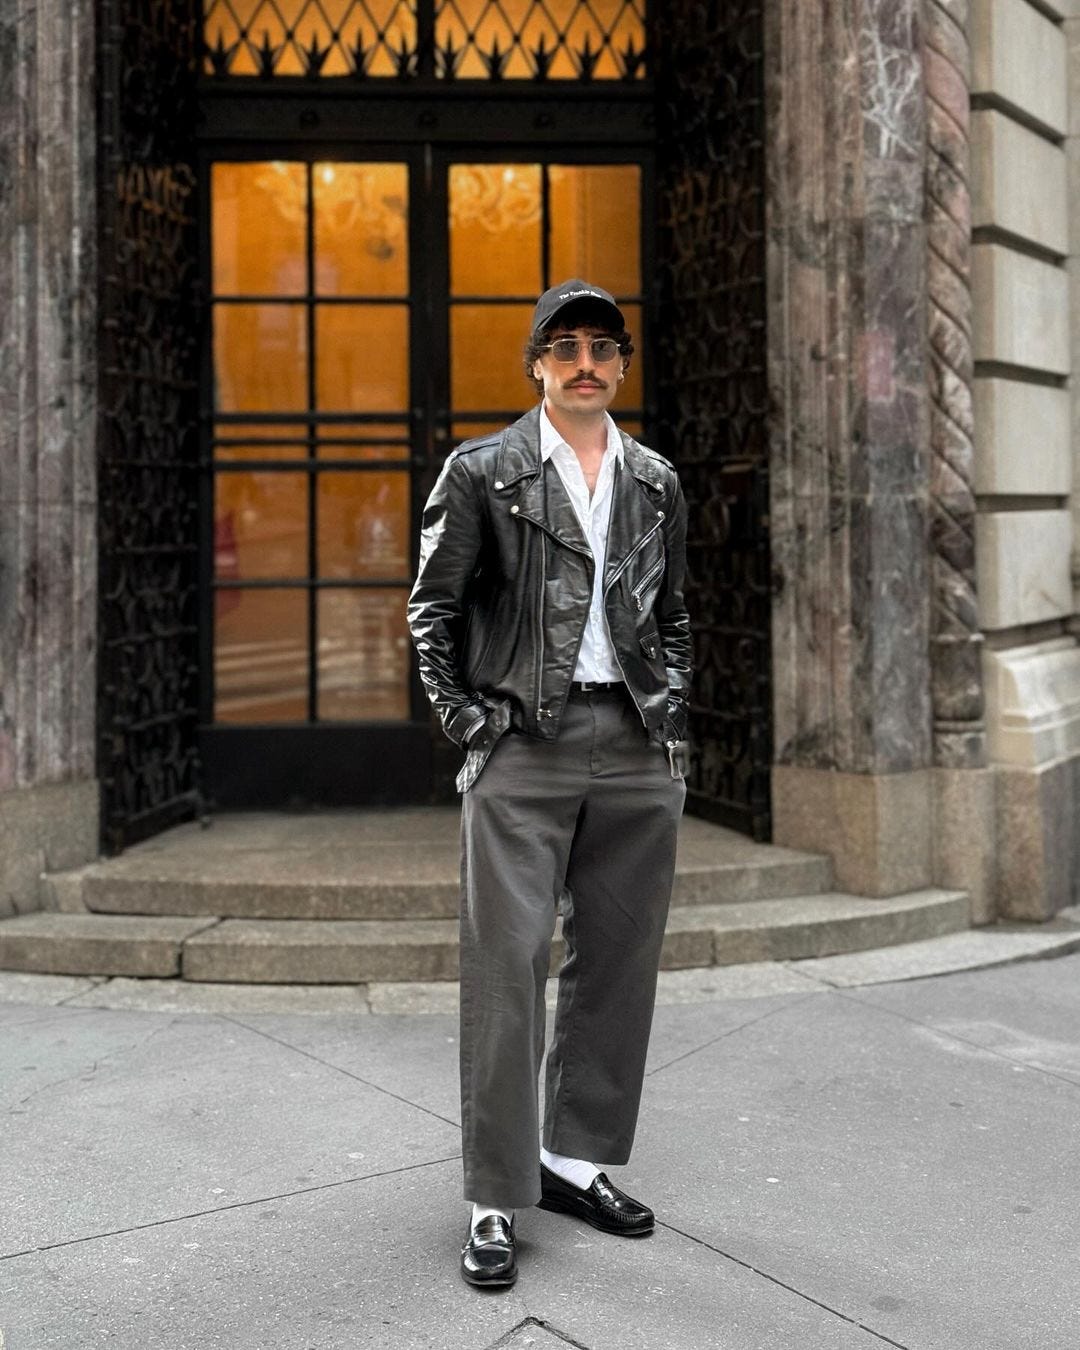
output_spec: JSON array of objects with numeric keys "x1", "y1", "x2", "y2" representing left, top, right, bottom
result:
[
  {"x1": 970, "y1": 0, "x2": 1080, "y2": 919},
  {"x1": 972, "y1": 379, "x2": 1071, "y2": 494},
  {"x1": 971, "y1": 110, "x2": 1068, "y2": 253},
  {"x1": 972, "y1": 0, "x2": 1068, "y2": 134},
  {"x1": 1067, "y1": 5, "x2": 1080, "y2": 613},
  {"x1": 976, "y1": 510, "x2": 1074, "y2": 627},
  {"x1": 971, "y1": 245, "x2": 1070, "y2": 374}
]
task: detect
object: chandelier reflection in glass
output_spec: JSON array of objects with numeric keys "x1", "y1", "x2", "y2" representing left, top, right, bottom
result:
[{"x1": 202, "y1": 0, "x2": 647, "y2": 80}]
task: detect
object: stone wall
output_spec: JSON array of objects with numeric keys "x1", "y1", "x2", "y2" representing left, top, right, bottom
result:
[
  {"x1": 970, "y1": 0, "x2": 1080, "y2": 917},
  {"x1": 0, "y1": 0, "x2": 100, "y2": 915},
  {"x1": 1073, "y1": 1, "x2": 1080, "y2": 631},
  {"x1": 767, "y1": 0, "x2": 942, "y2": 897}
]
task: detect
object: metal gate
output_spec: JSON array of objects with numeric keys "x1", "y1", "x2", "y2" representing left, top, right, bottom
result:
[
  {"x1": 654, "y1": 1, "x2": 772, "y2": 840},
  {"x1": 97, "y1": 0, "x2": 206, "y2": 852}
]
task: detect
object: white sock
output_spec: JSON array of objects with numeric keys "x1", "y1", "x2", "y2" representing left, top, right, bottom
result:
[
  {"x1": 541, "y1": 1147, "x2": 600, "y2": 1191},
  {"x1": 470, "y1": 1202, "x2": 513, "y2": 1228}
]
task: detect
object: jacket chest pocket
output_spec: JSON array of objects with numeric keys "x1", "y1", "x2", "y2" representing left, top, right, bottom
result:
[{"x1": 639, "y1": 631, "x2": 661, "y2": 661}]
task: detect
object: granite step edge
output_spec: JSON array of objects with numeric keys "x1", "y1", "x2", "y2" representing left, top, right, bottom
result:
[
  {"x1": 0, "y1": 890, "x2": 970, "y2": 983},
  {"x1": 48, "y1": 855, "x2": 835, "y2": 919},
  {"x1": 181, "y1": 889, "x2": 971, "y2": 983}
]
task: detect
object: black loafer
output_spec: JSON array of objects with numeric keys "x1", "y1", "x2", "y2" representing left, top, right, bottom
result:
[
  {"x1": 537, "y1": 1164, "x2": 654, "y2": 1236},
  {"x1": 461, "y1": 1214, "x2": 517, "y2": 1288}
]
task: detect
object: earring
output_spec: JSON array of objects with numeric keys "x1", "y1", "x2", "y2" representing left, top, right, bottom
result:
[{"x1": 617, "y1": 372, "x2": 625, "y2": 382}]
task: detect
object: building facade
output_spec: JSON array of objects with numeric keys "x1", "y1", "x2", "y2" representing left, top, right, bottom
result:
[{"x1": 1, "y1": 0, "x2": 1078, "y2": 927}]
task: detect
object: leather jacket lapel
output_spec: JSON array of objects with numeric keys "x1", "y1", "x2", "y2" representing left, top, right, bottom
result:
[
  {"x1": 515, "y1": 465, "x2": 591, "y2": 555},
  {"x1": 497, "y1": 406, "x2": 591, "y2": 557}
]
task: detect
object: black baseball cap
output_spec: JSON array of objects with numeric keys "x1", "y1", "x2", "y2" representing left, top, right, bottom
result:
[{"x1": 531, "y1": 279, "x2": 625, "y2": 335}]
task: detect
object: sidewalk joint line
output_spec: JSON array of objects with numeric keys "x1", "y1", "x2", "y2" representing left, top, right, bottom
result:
[
  {"x1": 645, "y1": 992, "x2": 823, "y2": 1078},
  {"x1": 218, "y1": 1013, "x2": 462, "y2": 1129},
  {"x1": 0, "y1": 1154, "x2": 461, "y2": 1263},
  {"x1": 835, "y1": 989, "x2": 1080, "y2": 1096},
  {"x1": 657, "y1": 1220, "x2": 910, "y2": 1348}
]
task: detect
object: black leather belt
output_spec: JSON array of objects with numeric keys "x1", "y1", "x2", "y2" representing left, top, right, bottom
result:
[{"x1": 569, "y1": 680, "x2": 626, "y2": 693}]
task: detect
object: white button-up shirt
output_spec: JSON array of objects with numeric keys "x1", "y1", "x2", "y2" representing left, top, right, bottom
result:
[{"x1": 540, "y1": 404, "x2": 624, "y2": 683}]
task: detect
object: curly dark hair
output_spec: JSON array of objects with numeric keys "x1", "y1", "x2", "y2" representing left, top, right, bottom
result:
[{"x1": 522, "y1": 299, "x2": 634, "y2": 396}]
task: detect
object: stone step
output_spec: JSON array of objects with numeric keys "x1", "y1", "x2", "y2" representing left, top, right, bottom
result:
[
  {"x1": 44, "y1": 812, "x2": 834, "y2": 921},
  {"x1": 0, "y1": 889, "x2": 969, "y2": 984}
]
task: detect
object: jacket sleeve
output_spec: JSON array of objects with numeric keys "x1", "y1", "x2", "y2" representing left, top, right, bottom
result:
[
  {"x1": 658, "y1": 475, "x2": 693, "y2": 741},
  {"x1": 407, "y1": 455, "x2": 490, "y2": 747}
]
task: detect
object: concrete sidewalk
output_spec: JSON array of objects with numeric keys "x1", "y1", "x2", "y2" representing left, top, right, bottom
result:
[{"x1": 2, "y1": 954, "x2": 1079, "y2": 1349}]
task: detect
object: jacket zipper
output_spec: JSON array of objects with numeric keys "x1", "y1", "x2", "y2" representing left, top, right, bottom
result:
[
  {"x1": 536, "y1": 535, "x2": 546, "y2": 721},
  {"x1": 600, "y1": 521, "x2": 666, "y2": 731},
  {"x1": 629, "y1": 555, "x2": 665, "y2": 611},
  {"x1": 604, "y1": 521, "x2": 664, "y2": 597}
]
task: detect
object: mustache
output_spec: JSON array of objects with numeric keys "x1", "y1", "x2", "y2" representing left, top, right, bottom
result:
[{"x1": 567, "y1": 375, "x2": 608, "y2": 388}]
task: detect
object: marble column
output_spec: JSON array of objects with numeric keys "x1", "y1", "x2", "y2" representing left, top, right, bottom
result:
[
  {"x1": 0, "y1": 0, "x2": 100, "y2": 915},
  {"x1": 766, "y1": 0, "x2": 937, "y2": 895},
  {"x1": 923, "y1": 0, "x2": 996, "y2": 921}
]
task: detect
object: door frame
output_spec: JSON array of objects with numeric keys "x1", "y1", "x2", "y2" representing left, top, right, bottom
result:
[{"x1": 195, "y1": 109, "x2": 657, "y2": 809}]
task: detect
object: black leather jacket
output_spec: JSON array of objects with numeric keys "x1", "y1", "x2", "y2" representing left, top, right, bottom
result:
[{"x1": 407, "y1": 405, "x2": 692, "y2": 789}]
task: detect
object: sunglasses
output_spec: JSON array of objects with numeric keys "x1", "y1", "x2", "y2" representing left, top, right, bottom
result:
[{"x1": 537, "y1": 337, "x2": 621, "y2": 363}]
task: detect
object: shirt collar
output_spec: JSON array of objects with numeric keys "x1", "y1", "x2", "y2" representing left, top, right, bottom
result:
[{"x1": 539, "y1": 402, "x2": 623, "y2": 465}]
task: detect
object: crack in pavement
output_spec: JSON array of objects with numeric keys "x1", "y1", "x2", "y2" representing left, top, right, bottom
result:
[
  {"x1": 645, "y1": 992, "x2": 823, "y2": 1078},
  {"x1": 0, "y1": 1153, "x2": 461, "y2": 1262},
  {"x1": 484, "y1": 1315, "x2": 593, "y2": 1349},
  {"x1": 219, "y1": 1013, "x2": 462, "y2": 1130},
  {"x1": 5, "y1": 1015, "x2": 187, "y2": 1116},
  {"x1": 657, "y1": 1218, "x2": 910, "y2": 1348}
]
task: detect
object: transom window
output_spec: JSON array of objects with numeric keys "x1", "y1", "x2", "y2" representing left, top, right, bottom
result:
[{"x1": 203, "y1": 0, "x2": 647, "y2": 80}]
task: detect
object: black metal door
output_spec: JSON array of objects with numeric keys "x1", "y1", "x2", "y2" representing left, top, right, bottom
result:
[{"x1": 97, "y1": 0, "x2": 206, "y2": 852}]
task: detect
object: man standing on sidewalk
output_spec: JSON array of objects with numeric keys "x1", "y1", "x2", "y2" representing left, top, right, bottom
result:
[{"x1": 408, "y1": 280, "x2": 691, "y2": 1288}]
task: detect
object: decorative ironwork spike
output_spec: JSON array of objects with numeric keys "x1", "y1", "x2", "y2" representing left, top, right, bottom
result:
[
  {"x1": 482, "y1": 35, "x2": 509, "y2": 81},
  {"x1": 436, "y1": 36, "x2": 461, "y2": 80},
  {"x1": 530, "y1": 32, "x2": 553, "y2": 81},
  {"x1": 253, "y1": 30, "x2": 283, "y2": 79},
  {"x1": 573, "y1": 33, "x2": 599, "y2": 82},
  {"x1": 618, "y1": 36, "x2": 645, "y2": 81},
  {"x1": 207, "y1": 29, "x2": 239, "y2": 77},
  {"x1": 349, "y1": 39, "x2": 372, "y2": 79},
  {"x1": 302, "y1": 35, "x2": 331, "y2": 77},
  {"x1": 393, "y1": 34, "x2": 416, "y2": 78}
]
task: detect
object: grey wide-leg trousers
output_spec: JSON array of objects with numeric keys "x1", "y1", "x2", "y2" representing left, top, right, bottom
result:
[{"x1": 459, "y1": 686, "x2": 686, "y2": 1209}]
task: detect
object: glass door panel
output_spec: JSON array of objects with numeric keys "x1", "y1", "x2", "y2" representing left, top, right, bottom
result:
[
  {"x1": 213, "y1": 588, "x2": 309, "y2": 723},
  {"x1": 203, "y1": 148, "x2": 647, "y2": 802},
  {"x1": 447, "y1": 159, "x2": 642, "y2": 442},
  {"x1": 210, "y1": 159, "x2": 412, "y2": 727}
]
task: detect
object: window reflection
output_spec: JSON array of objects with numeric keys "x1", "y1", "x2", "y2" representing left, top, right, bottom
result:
[
  {"x1": 314, "y1": 163, "x2": 408, "y2": 296},
  {"x1": 317, "y1": 590, "x2": 411, "y2": 720},
  {"x1": 214, "y1": 305, "x2": 308, "y2": 412},
  {"x1": 448, "y1": 161, "x2": 642, "y2": 422},
  {"x1": 215, "y1": 472, "x2": 309, "y2": 580},
  {"x1": 318, "y1": 472, "x2": 411, "y2": 579},
  {"x1": 214, "y1": 588, "x2": 308, "y2": 723}
]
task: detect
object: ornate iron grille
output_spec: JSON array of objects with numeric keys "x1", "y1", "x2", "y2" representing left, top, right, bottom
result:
[
  {"x1": 98, "y1": 0, "x2": 205, "y2": 852},
  {"x1": 201, "y1": 0, "x2": 646, "y2": 79},
  {"x1": 654, "y1": 1, "x2": 771, "y2": 840}
]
